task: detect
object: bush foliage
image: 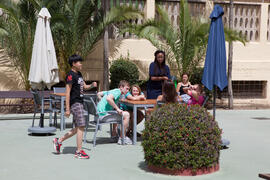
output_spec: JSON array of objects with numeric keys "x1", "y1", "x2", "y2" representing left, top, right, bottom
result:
[
  {"x1": 109, "y1": 57, "x2": 139, "y2": 89},
  {"x1": 142, "y1": 103, "x2": 222, "y2": 171}
]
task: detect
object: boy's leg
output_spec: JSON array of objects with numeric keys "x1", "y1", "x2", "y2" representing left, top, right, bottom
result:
[
  {"x1": 72, "y1": 103, "x2": 89, "y2": 159},
  {"x1": 76, "y1": 126, "x2": 84, "y2": 152},
  {"x1": 127, "y1": 110, "x2": 144, "y2": 135},
  {"x1": 121, "y1": 111, "x2": 130, "y2": 137},
  {"x1": 58, "y1": 128, "x2": 77, "y2": 143},
  {"x1": 112, "y1": 124, "x2": 118, "y2": 137}
]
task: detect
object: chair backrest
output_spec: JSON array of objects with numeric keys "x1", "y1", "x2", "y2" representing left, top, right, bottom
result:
[
  {"x1": 84, "y1": 97, "x2": 98, "y2": 116},
  {"x1": 30, "y1": 90, "x2": 41, "y2": 106},
  {"x1": 202, "y1": 96, "x2": 209, "y2": 107},
  {"x1": 157, "y1": 100, "x2": 165, "y2": 107},
  {"x1": 53, "y1": 87, "x2": 66, "y2": 93},
  {"x1": 84, "y1": 93, "x2": 98, "y2": 104}
]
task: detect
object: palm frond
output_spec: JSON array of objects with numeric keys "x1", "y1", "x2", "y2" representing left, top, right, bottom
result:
[{"x1": 224, "y1": 27, "x2": 247, "y2": 45}]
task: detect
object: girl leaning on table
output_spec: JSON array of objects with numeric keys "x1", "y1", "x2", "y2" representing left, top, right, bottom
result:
[{"x1": 120, "y1": 84, "x2": 145, "y2": 137}]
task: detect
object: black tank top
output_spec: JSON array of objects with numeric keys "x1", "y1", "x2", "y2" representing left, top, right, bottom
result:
[{"x1": 179, "y1": 84, "x2": 190, "y2": 95}]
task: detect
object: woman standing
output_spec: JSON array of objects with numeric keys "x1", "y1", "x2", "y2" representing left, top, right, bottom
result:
[{"x1": 147, "y1": 50, "x2": 171, "y2": 99}]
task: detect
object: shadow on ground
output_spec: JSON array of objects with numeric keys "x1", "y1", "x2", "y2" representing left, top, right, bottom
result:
[
  {"x1": 138, "y1": 161, "x2": 151, "y2": 173},
  {"x1": 252, "y1": 117, "x2": 270, "y2": 120},
  {"x1": 28, "y1": 133, "x2": 55, "y2": 136},
  {"x1": 85, "y1": 137, "x2": 118, "y2": 145},
  {"x1": 62, "y1": 146, "x2": 91, "y2": 154}
]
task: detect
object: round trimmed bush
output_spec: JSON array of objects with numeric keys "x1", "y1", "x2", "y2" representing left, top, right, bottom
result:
[
  {"x1": 109, "y1": 57, "x2": 139, "y2": 89},
  {"x1": 142, "y1": 103, "x2": 222, "y2": 173}
]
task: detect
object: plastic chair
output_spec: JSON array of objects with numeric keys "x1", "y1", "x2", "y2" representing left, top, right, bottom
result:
[
  {"x1": 83, "y1": 97, "x2": 124, "y2": 147},
  {"x1": 31, "y1": 90, "x2": 59, "y2": 127}
]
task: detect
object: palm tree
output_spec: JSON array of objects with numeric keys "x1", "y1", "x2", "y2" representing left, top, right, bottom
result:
[
  {"x1": 39, "y1": 0, "x2": 143, "y2": 80},
  {"x1": 228, "y1": 0, "x2": 234, "y2": 109},
  {"x1": 0, "y1": 0, "x2": 36, "y2": 90},
  {"x1": 103, "y1": 0, "x2": 110, "y2": 91},
  {"x1": 121, "y1": 0, "x2": 245, "y2": 80},
  {"x1": 0, "y1": 0, "x2": 143, "y2": 89}
]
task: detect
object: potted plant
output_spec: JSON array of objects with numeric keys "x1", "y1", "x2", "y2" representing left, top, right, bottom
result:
[{"x1": 142, "y1": 103, "x2": 222, "y2": 176}]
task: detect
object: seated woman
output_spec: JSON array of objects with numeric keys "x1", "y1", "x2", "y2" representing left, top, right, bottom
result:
[
  {"x1": 157, "y1": 80, "x2": 182, "y2": 104},
  {"x1": 183, "y1": 84, "x2": 204, "y2": 106},
  {"x1": 176, "y1": 73, "x2": 192, "y2": 95},
  {"x1": 121, "y1": 85, "x2": 145, "y2": 137}
]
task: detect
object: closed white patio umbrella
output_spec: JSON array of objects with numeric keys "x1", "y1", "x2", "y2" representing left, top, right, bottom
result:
[
  {"x1": 28, "y1": 8, "x2": 59, "y2": 134},
  {"x1": 29, "y1": 8, "x2": 59, "y2": 89}
]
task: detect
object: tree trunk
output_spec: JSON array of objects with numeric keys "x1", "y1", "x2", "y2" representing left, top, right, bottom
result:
[
  {"x1": 228, "y1": 0, "x2": 234, "y2": 109},
  {"x1": 103, "y1": 0, "x2": 109, "y2": 91}
]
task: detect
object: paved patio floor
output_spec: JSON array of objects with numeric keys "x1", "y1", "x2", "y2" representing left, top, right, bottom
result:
[{"x1": 0, "y1": 110, "x2": 270, "y2": 180}]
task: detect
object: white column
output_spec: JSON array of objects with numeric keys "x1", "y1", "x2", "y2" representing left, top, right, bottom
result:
[
  {"x1": 145, "y1": 0, "x2": 155, "y2": 19},
  {"x1": 260, "y1": 3, "x2": 268, "y2": 43}
]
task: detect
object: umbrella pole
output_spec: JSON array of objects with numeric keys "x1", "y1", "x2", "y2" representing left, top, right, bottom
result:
[
  {"x1": 40, "y1": 88, "x2": 44, "y2": 128},
  {"x1": 213, "y1": 86, "x2": 216, "y2": 120}
]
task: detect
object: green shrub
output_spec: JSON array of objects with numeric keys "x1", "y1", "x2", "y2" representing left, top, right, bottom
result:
[
  {"x1": 189, "y1": 67, "x2": 204, "y2": 85},
  {"x1": 142, "y1": 103, "x2": 222, "y2": 171},
  {"x1": 109, "y1": 57, "x2": 139, "y2": 89}
]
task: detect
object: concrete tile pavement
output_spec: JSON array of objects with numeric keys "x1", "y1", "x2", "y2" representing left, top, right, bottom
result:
[{"x1": 0, "y1": 110, "x2": 270, "y2": 180}]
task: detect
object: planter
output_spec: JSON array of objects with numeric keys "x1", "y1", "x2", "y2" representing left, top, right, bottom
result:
[{"x1": 147, "y1": 163, "x2": 219, "y2": 176}]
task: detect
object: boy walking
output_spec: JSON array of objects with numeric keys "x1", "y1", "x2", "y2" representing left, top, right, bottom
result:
[
  {"x1": 53, "y1": 54, "x2": 97, "y2": 159},
  {"x1": 97, "y1": 80, "x2": 132, "y2": 145}
]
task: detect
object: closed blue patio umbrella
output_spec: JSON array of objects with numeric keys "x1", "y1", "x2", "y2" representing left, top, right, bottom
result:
[{"x1": 202, "y1": 5, "x2": 228, "y2": 120}]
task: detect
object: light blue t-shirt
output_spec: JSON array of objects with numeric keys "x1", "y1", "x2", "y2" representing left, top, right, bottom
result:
[
  {"x1": 120, "y1": 92, "x2": 144, "y2": 111},
  {"x1": 97, "y1": 89, "x2": 121, "y2": 114}
]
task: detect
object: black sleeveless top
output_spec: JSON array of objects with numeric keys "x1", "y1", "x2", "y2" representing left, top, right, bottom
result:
[{"x1": 179, "y1": 84, "x2": 190, "y2": 95}]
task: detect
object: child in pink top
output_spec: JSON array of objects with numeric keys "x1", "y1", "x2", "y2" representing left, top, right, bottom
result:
[{"x1": 184, "y1": 84, "x2": 204, "y2": 106}]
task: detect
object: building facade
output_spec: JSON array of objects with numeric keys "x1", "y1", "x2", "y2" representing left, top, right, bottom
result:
[{"x1": 1, "y1": 0, "x2": 270, "y2": 107}]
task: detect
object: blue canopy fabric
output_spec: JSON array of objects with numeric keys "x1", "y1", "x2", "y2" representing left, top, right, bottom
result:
[{"x1": 202, "y1": 5, "x2": 228, "y2": 91}]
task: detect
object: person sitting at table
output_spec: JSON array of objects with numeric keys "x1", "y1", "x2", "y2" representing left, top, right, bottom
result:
[
  {"x1": 97, "y1": 80, "x2": 132, "y2": 145},
  {"x1": 97, "y1": 91, "x2": 108, "y2": 101},
  {"x1": 176, "y1": 73, "x2": 192, "y2": 95},
  {"x1": 120, "y1": 84, "x2": 145, "y2": 137},
  {"x1": 183, "y1": 84, "x2": 204, "y2": 106},
  {"x1": 157, "y1": 80, "x2": 182, "y2": 104},
  {"x1": 147, "y1": 50, "x2": 171, "y2": 99},
  {"x1": 176, "y1": 73, "x2": 193, "y2": 104}
]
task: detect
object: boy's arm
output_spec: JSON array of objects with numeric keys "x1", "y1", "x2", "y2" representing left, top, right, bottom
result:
[
  {"x1": 83, "y1": 81, "x2": 97, "y2": 90},
  {"x1": 126, "y1": 95, "x2": 140, "y2": 101},
  {"x1": 65, "y1": 84, "x2": 72, "y2": 118},
  {"x1": 97, "y1": 91, "x2": 104, "y2": 101},
  {"x1": 106, "y1": 94, "x2": 122, "y2": 114}
]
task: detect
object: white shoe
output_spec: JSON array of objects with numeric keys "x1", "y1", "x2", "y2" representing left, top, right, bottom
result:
[
  {"x1": 124, "y1": 136, "x2": 133, "y2": 145},
  {"x1": 117, "y1": 137, "x2": 124, "y2": 145},
  {"x1": 117, "y1": 137, "x2": 133, "y2": 145}
]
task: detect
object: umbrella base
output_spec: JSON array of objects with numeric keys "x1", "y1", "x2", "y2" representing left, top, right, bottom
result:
[
  {"x1": 221, "y1": 138, "x2": 230, "y2": 146},
  {"x1": 28, "y1": 126, "x2": 56, "y2": 134}
]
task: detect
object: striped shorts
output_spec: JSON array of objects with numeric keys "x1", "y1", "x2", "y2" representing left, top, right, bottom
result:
[{"x1": 71, "y1": 102, "x2": 86, "y2": 127}]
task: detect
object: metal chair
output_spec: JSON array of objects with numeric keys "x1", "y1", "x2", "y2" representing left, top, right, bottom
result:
[
  {"x1": 202, "y1": 96, "x2": 209, "y2": 107},
  {"x1": 50, "y1": 87, "x2": 66, "y2": 126},
  {"x1": 83, "y1": 97, "x2": 124, "y2": 147},
  {"x1": 53, "y1": 87, "x2": 66, "y2": 93},
  {"x1": 31, "y1": 90, "x2": 59, "y2": 127}
]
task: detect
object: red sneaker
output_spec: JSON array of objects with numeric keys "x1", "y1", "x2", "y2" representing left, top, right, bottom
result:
[
  {"x1": 75, "y1": 150, "x2": 90, "y2": 159},
  {"x1": 53, "y1": 138, "x2": 62, "y2": 154}
]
